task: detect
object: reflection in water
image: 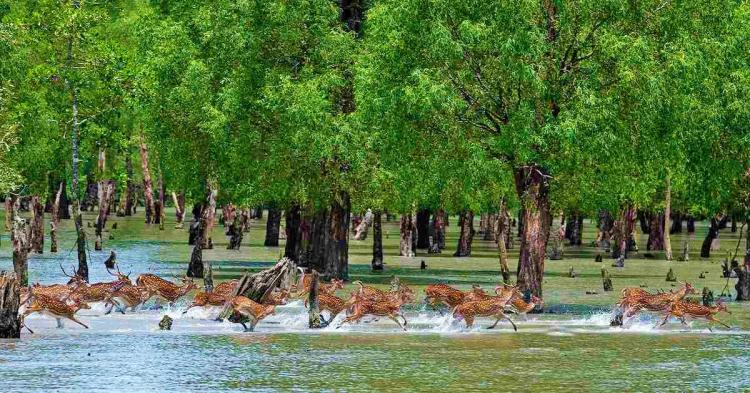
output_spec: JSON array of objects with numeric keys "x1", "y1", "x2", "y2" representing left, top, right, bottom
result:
[{"x1": 1, "y1": 243, "x2": 749, "y2": 392}]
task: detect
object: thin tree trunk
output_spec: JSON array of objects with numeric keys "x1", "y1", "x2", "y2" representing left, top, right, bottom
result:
[
  {"x1": 308, "y1": 270, "x2": 322, "y2": 328},
  {"x1": 399, "y1": 212, "x2": 415, "y2": 257},
  {"x1": 0, "y1": 273, "x2": 21, "y2": 338},
  {"x1": 454, "y1": 210, "x2": 474, "y2": 257},
  {"x1": 95, "y1": 180, "x2": 114, "y2": 251},
  {"x1": 172, "y1": 192, "x2": 185, "y2": 229},
  {"x1": 29, "y1": 195, "x2": 44, "y2": 254},
  {"x1": 701, "y1": 217, "x2": 720, "y2": 258},
  {"x1": 205, "y1": 186, "x2": 217, "y2": 249},
  {"x1": 371, "y1": 211, "x2": 384, "y2": 271},
  {"x1": 50, "y1": 182, "x2": 63, "y2": 253},
  {"x1": 428, "y1": 209, "x2": 444, "y2": 254},
  {"x1": 139, "y1": 132, "x2": 155, "y2": 224},
  {"x1": 354, "y1": 209, "x2": 373, "y2": 240},
  {"x1": 227, "y1": 214, "x2": 243, "y2": 250},
  {"x1": 4, "y1": 197, "x2": 11, "y2": 231},
  {"x1": 156, "y1": 174, "x2": 165, "y2": 230},
  {"x1": 265, "y1": 207, "x2": 281, "y2": 247},
  {"x1": 498, "y1": 200, "x2": 511, "y2": 284},
  {"x1": 124, "y1": 154, "x2": 134, "y2": 216},
  {"x1": 664, "y1": 176, "x2": 673, "y2": 261},
  {"x1": 514, "y1": 165, "x2": 551, "y2": 298}
]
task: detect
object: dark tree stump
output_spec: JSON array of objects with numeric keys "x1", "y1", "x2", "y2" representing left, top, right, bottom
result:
[
  {"x1": 159, "y1": 315, "x2": 173, "y2": 330},
  {"x1": 264, "y1": 207, "x2": 281, "y2": 247},
  {"x1": 226, "y1": 216, "x2": 243, "y2": 250},
  {"x1": 734, "y1": 250, "x2": 750, "y2": 301},
  {"x1": 701, "y1": 218, "x2": 719, "y2": 258},
  {"x1": 602, "y1": 268, "x2": 613, "y2": 292},
  {"x1": 416, "y1": 209, "x2": 431, "y2": 249},
  {"x1": 0, "y1": 273, "x2": 21, "y2": 338},
  {"x1": 666, "y1": 268, "x2": 677, "y2": 282}
]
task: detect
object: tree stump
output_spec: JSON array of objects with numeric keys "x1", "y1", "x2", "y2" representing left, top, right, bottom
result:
[
  {"x1": 602, "y1": 268, "x2": 613, "y2": 292},
  {"x1": 218, "y1": 258, "x2": 296, "y2": 321},
  {"x1": 702, "y1": 287, "x2": 714, "y2": 306},
  {"x1": 665, "y1": 268, "x2": 677, "y2": 282},
  {"x1": 0, "y1": 273, "x2": 21, "y2": 338},
  {"x1": 595, "y1": 254, "x2": 603, "y2": 263},
  {"x1": 159, "y1": 315, "x2": 173, "y2": 330},
  {"x1": 568, "y1": 266, "x2": 577, "y2": 278},
  {"x1": 12, "y1": 216, "x2": 31, "y2": 287},
  {"x1": 733, "y1": 251, "x2": 750, "y2": 300},
  {"x1": 308, "y1": 270, "x2": 322, "y2": 328}
]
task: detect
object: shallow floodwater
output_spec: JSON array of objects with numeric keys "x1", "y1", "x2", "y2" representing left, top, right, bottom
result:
[{"x1": 2, "y1": 243, "x2": 750, "y2": 392}]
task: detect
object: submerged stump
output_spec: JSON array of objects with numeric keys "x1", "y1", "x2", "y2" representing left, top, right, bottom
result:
[{"x1": 0, "y1": 273, "x2": 21, "y2": 338}]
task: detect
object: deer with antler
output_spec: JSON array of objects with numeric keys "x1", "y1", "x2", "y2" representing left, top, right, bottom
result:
[
  {"x1": 659, "y1": 300, "x2": 732, "y2": 331},
  {"x1": 452, "y1": 285, "x2": 519, "y2": 330},
  {"x1": 23, "y1": 293, "x2": 91, "y2": 329},
  {"x1": 68, "y1": 263, "x2": 132, "y2": 305},
  {"x1": 104, "y1": 283, "x2": 151, "y2": 314},
  {"x1": 229, "y1": 295, "x2": 276, "y2": 331},
  {"x1": 136, "y1": 274, "x2": 197, "y2": 305}
]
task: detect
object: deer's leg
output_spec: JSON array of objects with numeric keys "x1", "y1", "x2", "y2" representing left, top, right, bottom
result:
[
  {"x1": 464, "y1": 316, "x2": 474, "y2": 328},
  {"x1": 182, "y1": 303, "x2": 196, "y2": 315},
  {"x1": 69, "y1": 316, "x2": 89, "y2": 329},
  {"x1": 709, "y1": 316, "x2": 730, "y2": 329},
  {"x1": 658, "y1": 312, "x2": 671, "y2": 327},
  {"x1": 505, "y1": 315, "x2": 518, "y2": 332},
  {"x1": 388, "y1": 314, "x2": 407, "y2": 331},
  {"x1": 487, "y1": 317, "x2": 501, "y2": 329}
]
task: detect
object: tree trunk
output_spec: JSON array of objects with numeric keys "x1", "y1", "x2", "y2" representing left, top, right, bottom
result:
[
  {"x1": 497, "y1": 200, "x2": 511, "y2": 284},
  {"x1": 647, "y1": 213, "x2": 665, "y2": 251},
  {"x1": 308, "y1": 270, "x2": 322, "y2": 328},
  {"x1": 4, "y1": 197, "x2": 11, "y2": 231},
  {"x1": 156, "y1": 174, "x2": 165, "y2": 230},
  {"x1": 124, "y1": 154, "x2": 134, "y2": 216},
  {"x1": 454, "y1": 210, "x2": 474, "y2": 257},
  {"x1": 139, "y1": 133, "x2": 155, "y2": 224},
  {"x1": 371, "y1": 211, "x2": 384, "y2": 271},
  {"x1": 95, "y1": 180, "x2": 114, "y2": 251},
  {"x1": 399, "y1": 212, "x2": 415, "y2": 257},
  {"x1": 29, "y1": 195, "x2": 44, "y2": 254},
  {"x1": 265, "y1": 207, "x2": 281, "y2": 247},
  {"x1": 305, "y1": 193, "x2": 350, "y2": 280},
  {"x1": 172, "y1": 192, "x2": 185, "y2": 229},
  {"x1": 50, "y1": 182, "x2": 63, "y2": 253},
  {"x1": 11, "y1": 214, "x2": 31, "y2": 287},
  {"x1": 432, "y1": 209, "x2": 446, "y2": 251},
  {"x1": 284, "y1": 204, "x2": 303, "y2": 261},
  {"x1": 514, "y1": 165, "x2": 551, "y2": 298},
  {"x1": 226, "y1": 213, "x2": 243, "y2": 250},
  {"x1": 187, "y1": 188, "x2": 216, "y2": 282},
  {"x1": 219, "y1": 257, "x2": 297, "y2": 323},
  {"x1": 205, "y1": 186, "x2": 217, "y2": 249},
  {"x1": 596, "y1": 209, "x2": 613, "y2": 251},
  {"x1": 353, "y1": 209, "x2": 373, "y2": 240},
  {"x1": 664, "y1": 177, "x2": 673, "y2": 261},
  {"x1": 734, "y1": 249, "x2": 750, "y2": 300},
  {"x1": 638, "y1": 211, "x2": 651, "y2": 234},
  {"x1": 416, "y1": 209, "x2": 431, "y2": 249},
  {"x1": 549, "y1": 212, "x2": 565, "y2": 260},
  {"x1": 565, "y1": 212, "x2": 583, "y2": 246},
  {"x1": 700, "y1": 217, "x2": 720, "y2": 258},
  {"x1": 670, "y1": 212, "x2": 682, "y2": 234},
  {"x1": 0, "y1": 273, "x2": 21, "y2": 338}
]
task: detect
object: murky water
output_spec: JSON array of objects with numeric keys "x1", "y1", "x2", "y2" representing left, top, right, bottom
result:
[{"x1": 2, "y1": 244, "x2": 749, "y2": 392}]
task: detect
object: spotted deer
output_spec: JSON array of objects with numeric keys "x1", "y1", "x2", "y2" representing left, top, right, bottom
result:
[
  {"x1": 317, "y1": 292, "x2": 359, "y2": 325},
  {"x1": 353, "y1": 281, "x2": 415, "y2": 305},
  {"x1": 213, "y1": 279, "x2": 240, "y2": 297},
  {"x1": 659, "y1": 300, "x2": 731, "y2": 330},
  {"x1": 293, "y1": 268, "x2": 345, "y2": 298},
  {"x1": 337, "y1": 287, "x2": 408, "y2": 331},
  {"x1": 105, "y1": 284, "x2": 151, "y2": 314},
  {"x1": 136, "y1": 274, "x2": 197, "y2": 305},
  {"x1": 508, "y1": 294, "x2": 543, "y2": 315},
  {"x1": 183, "y1": 291, "x2": 231, "y2": 314},
  {"x1": 620, "y1": 282, "x2": 696, "y2": 317},
  {"x1": 264, "y1": 288, "x2": 290, "y2": 306},
  {"x1": 23, "y1": 293, "x2": 91, "y2": 329},
  {"x1": 68, "y1": 264, "x2": 132, "y2": 304},
  {"x1": 452, "y1": 286, "x2": 518, "y2": 330},
  {"x1": 230, "y1": 295, "x2": 276, "y2": 331}
]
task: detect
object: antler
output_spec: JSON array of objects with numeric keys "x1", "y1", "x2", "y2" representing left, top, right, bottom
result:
[{"x1": 59, "y1": 262, "x2": 76, "y2": 278}]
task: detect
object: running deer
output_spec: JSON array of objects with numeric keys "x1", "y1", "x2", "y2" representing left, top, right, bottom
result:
[
  {"x1": 352, "y1": 281, "x2": 415, "y2": 305},
  {"x1": 183, "y1": 291, "x2": 231, "y2": 314},
  {"x1": 317, "y1": 292, "x2": 357, "y2": 325},
  {"x1": 105, "y1": 284, "x2": 150, "y2": 314},
  {"x1": 293, "y1": 268, "x2": 345, "y2": 298},
  {"x1": 424, "y1": 283, "x2": 490, "y2": 312},
  {"x1": 136, "y1": 274, "x2": 197, "y2": 305},
  {"x1": 452, "y1": 285, "x2": 518, "y2": 331},
  {"x1": 23, "y1": 293, "x2": 91, "y2": 329},
  {"x1": 337, "y1": 286, "x2": 408, "y2": 331},
  {"x1": 620, "y1": 282, "x2": 696, "y2": 317},
  {"x1": 659, "y1": 300, "x2": 731, "y2": 330},
  {"x1": 230, "y1": 295, "x2": 276, "y2": 331},
  {"x1": 213, "y1": 279, "x2": 240, "y2": 297},
  {"x1": 508, "y1": 294, "x2": 543, "y2": 315},
  {"x1": 67, "y1": 264, "x2": 131, "y2": 304}
]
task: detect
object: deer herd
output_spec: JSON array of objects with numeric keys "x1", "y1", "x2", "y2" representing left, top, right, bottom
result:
[{"x1": 17, "y1": 263, "x2": 732, "y2": 333}]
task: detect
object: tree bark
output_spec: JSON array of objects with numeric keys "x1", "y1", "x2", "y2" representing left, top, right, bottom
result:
[
  {"x1": 124, "y1": 154, "x2": 134, "y2": 216},
  {"x1": 664, "y1": 176, "x2": 673, "y2": 261},
  {"x1": 50, "y1": 182, "x2": 63, "y2": 253},
  {"x1": 371, "y1": 211, "x2": 384, "y2": 271},
  {"x1": 416, "y1": 209, "x2": 431, "y2": 249},
  {"x1": 284, "y1": 204, "x2": 303, "y2": 261},
  {"x1": 11, "y1": 213, "x2": 31, "y2": 287},
  {"x1": 565, "y1": 212, "x2": 583, "y2": 246},
  {"x1": 354, "y1": 209, "x2": 373, "y2": 240},
  {"x1": 265, "y1": 207, "x2": 281, "y2": 247},
  {"x1": 95, "y1": 180, "x2": 114, "y2": 251},
  {"x1": 454, "y1": 210, "x2": 474, "y2": 257},
  {"x1": 305, "y1": 192, "x2": 350, "y2": 280},
  {"x1": 647, "y1": 213, "x2": 665, "y2": 251},
  {"x1": 497, "y1": 200, "x2": 511, "y2": 284},
  {"x1": 139, "y1": 133, "x2": 155, "y2": 224},
  {"x1": 0, "y1": 273, "x2": 21, "y2": 338},
  {"x1": 700, "y1": 217, "x2": 720, "y2": 258},
  {"x1": 172, "y1": 192, "x2": 185, "y2": 229},
  {"x1": 399, "y1": 212, "x2": 415, "y2": 257},
  {"x1": 155, "y1": 174, "x2": 165, "y2": 229},
  {"x1": 670, "y1": 212, "x2": 682, "y2": 234},
  {"x1": 29, "y1": 195, "x2": 44, "y2": 254},
  {"x1": 308, "y1": 270, "x2": 322, "y2": 328},
  {"x1": 226, "y1": 213, "x2": 243, "y2": 250},
  {"x1": 4, "y1": 197, "x2": 11, "y2": 231},
  {"x1": 514, "y1": 165, "x2": 551, "y2": 298}
]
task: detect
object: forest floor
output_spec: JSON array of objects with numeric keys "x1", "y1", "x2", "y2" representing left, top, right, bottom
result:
[{"x1": 2, "y1": 207, "x2": 748, "y2": 326}]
